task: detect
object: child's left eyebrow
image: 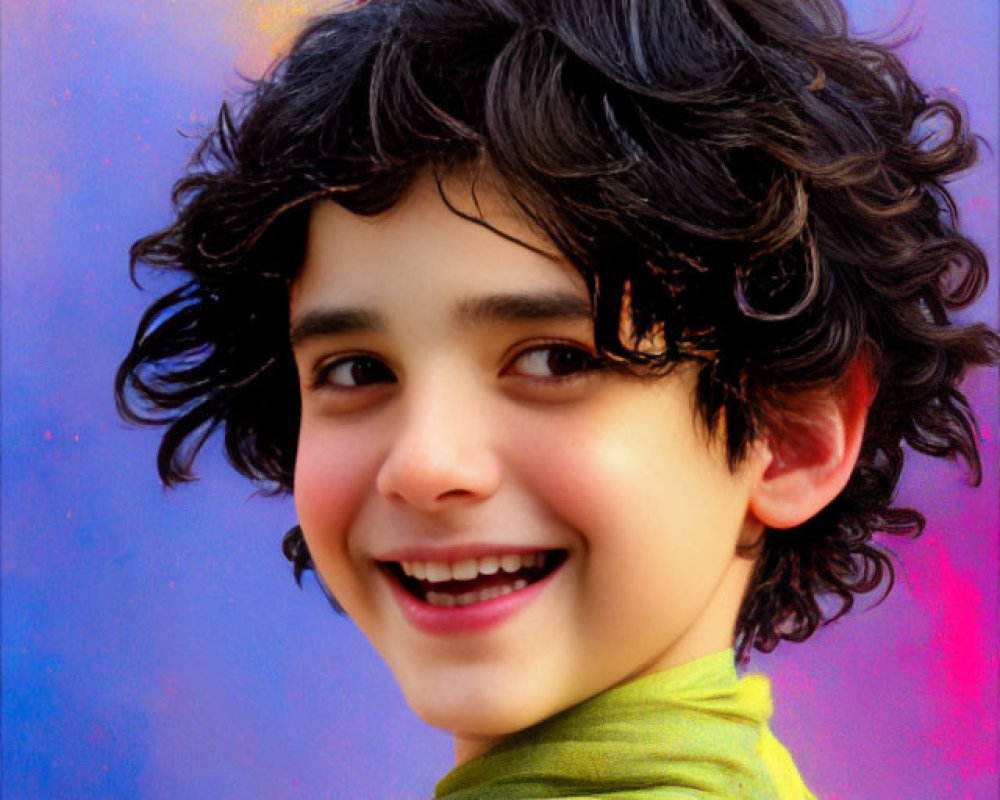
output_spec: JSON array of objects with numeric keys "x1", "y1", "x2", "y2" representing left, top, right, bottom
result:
[
  {"x1": 452, "y1": 291, "x2": 591, "y2": 326},
  {"x1": 289, "y1": 290, "x2": 592, "y2": 348}
]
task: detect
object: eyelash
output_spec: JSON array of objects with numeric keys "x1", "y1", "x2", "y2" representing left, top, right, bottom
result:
[
  {"x1": 310, "y1": 342, "x2": 602, "y2": 391},
  {"x1": 505, "y1": 341, "x2": 603, "y2": 383},
  {"x1": 311, "y1": 353, "x2": 394, "y2": 391}
]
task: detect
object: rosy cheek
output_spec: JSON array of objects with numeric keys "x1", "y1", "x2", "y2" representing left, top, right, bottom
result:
[
  {"x1": 293, "y1": 428, "x2": 379, "y2": 557},
  {"x1": 508, "y1": 416, "x2": 626, "y2": 535}
]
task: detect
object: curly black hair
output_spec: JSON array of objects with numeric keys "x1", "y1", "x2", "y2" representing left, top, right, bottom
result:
[{"x1": 116, "y1": 0, "x2": 999, "y2": 662}]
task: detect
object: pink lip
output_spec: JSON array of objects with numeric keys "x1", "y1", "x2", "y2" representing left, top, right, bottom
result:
[{"x1": 380, "y1": 560, "x2": 563, "y2": 635}]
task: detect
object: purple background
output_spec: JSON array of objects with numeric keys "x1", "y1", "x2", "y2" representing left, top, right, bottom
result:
[{"x1": 2, "y1": 1, "x2": 996, "y2": 798}]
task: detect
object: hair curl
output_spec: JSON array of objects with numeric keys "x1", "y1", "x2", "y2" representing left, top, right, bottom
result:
[{"x1": 116, "y1": 0, "x2": 999, "y2": 661}]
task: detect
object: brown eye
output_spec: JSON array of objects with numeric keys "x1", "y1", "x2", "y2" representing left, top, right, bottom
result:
[
  {"x1": 316, "y1": 356, "x2": 395, "y2": 388},
  {"x1": 510, "y1": 345, "x2": 597, "y2": 378}
]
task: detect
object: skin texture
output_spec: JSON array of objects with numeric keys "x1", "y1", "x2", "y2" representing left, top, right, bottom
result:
[{"x1": 289, "y1": 171, "x2": 783, "y2": 763}]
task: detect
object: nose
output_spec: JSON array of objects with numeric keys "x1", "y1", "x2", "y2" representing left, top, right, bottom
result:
[{"x1": 374, "y1": 371, "x2": 501, "y2": 511}]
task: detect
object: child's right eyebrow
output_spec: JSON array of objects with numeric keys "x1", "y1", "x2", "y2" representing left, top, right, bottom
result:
[
  {"x1": 288, "y1": 290, "x2": 592, "y2": 349},
  {"x1": 289, "y1": 308, "x2": 382, "y2": 347}
]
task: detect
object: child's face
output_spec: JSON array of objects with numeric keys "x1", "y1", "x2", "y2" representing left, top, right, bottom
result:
[{"x1": 289, "y1": 171, "x2": 766, "y2": 758}]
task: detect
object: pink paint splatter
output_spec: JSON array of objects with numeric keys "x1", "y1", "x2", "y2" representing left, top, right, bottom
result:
[{"x1": 908, "y1": 535, "x2": 994, "y2": 778}]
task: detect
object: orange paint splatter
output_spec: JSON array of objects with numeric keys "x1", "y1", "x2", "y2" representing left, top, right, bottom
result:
[
  {"x1": 228, "y1": 0, "x2": 334, "y2": 74},
  {"x1": 245, "y1": 0, "x2": 310, "y2": 39}
]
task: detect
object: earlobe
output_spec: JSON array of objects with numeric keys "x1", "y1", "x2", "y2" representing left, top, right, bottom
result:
[{"x1": 748, "y1": 359, "x2": 875, "y2": 530}]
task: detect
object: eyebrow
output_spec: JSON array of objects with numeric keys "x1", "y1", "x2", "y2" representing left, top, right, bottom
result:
[
  {"x1": 289, "y1": 290, "x2": 592, "y2": 348},
  {"x1": 289, "y1": 308, "x2": 381, "y2": 347},
  {"x1": 453, "y1": 291, "x2": 592, "y2": 326}
]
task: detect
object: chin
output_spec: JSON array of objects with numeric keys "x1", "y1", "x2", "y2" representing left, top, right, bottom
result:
[{"x1": 402, "y1": 677, "x2": 559, "y2": 739}]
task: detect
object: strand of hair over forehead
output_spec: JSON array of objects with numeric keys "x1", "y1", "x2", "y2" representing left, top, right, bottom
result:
[{"x1": 345, "y1": 0, "x2": 932, "y2": 329}]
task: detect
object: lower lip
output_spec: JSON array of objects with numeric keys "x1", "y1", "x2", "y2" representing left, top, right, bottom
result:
[{"x1": 382, "y1": 565, "x2": 561, "y2": 635}]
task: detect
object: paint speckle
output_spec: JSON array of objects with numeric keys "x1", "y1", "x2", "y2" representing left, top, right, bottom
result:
[
  {"x1": 226, "y1": 0, "x2": 320, "y2": 74},
  {"x1": 243, "y1": 0, "x2": 310, "y2": 38}
]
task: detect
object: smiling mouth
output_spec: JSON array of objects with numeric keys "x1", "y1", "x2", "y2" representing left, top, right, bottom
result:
[{"x1": 379, "y1": 550, "x2": 568, "y2": 607}]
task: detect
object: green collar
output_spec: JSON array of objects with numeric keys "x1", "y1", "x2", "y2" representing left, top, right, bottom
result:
[{"x1": 435, "y1": 649, "x2": 815, "y2": 799}]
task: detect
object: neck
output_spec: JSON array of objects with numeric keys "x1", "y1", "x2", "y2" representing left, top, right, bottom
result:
[{"x1": 454, "y1": 732, "x2": 499, "y2": 766}]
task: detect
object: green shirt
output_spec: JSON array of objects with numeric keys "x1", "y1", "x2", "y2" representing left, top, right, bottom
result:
[{"x1": 435, "y1": 649, "x2": 817, "y2": 799}]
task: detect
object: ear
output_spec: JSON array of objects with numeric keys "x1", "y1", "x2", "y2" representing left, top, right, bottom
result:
[{"x1": 748, "y1": 359, "x2": 875, "y2": 530}]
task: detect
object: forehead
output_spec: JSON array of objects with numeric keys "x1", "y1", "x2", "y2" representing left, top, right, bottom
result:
[{"x1": 289, "y1": 171, "x2": 587, "y2": 315}]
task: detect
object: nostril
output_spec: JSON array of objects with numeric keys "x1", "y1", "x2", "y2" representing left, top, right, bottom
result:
[{"x1": 438, "y1": 488, "x2": 475, "y2": 501}]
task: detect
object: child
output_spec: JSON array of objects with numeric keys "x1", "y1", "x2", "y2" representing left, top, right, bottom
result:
[{"x1": 116, "y1": 0, "x2": 999, "y2": 796}]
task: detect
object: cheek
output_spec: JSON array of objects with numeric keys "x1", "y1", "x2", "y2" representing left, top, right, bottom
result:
[
  {"x1": 508, "y1": 403, "x2": 746, "y2": 565},
  {"x1": 507, "y1": 412, "x2": 648, "y2": 536},
  {"x1": 292, "y1": 426, "x2": 380, "y2": 557}
]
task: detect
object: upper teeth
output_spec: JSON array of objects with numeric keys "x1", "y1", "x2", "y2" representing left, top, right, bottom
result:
[{"x1": 401, "y1": 552, "x2": 544, "y2": 583}]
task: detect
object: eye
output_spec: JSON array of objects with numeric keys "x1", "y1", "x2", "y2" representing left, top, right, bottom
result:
[
  {"x1": 506, "y1": 344, "x2": 599, "y2": 379},
  {"x1": 314, "y1": 355, "x2": 396, "y2": 389}
]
